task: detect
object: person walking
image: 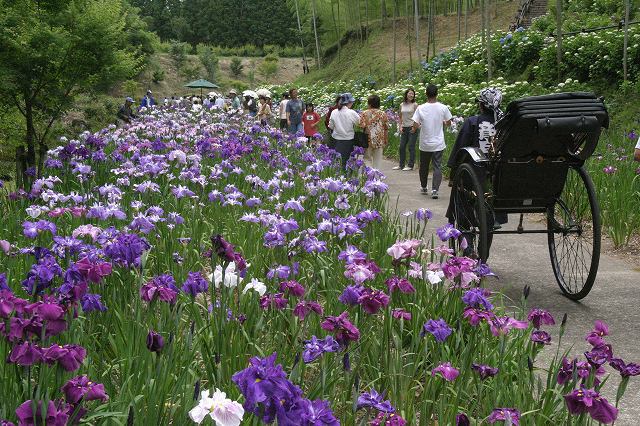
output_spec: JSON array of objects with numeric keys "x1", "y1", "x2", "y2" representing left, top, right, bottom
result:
[
  {"x1": 257, "y1": 96, "x2": 272, "y2": 125},
  {"x1": 324, "y1": 95, "x2": 341, "y2": 149},
  {"x1": 359, "y1": 94, "x2": 388, "y2": 170},
  {"x1": 286, "y1": 88, "x2": 305, "y2": 134},
  {"x1": 278, "y1": 92, "x2": 290, "y2": 130},
  {"x1": 394, "y1": 88, "x2": 419, "y2": 171},
  {"x1": 328, "y1": 93, "x2": 360, "y2": 170},
  {"x1": 411, "y1": 84, "x2": 452, "y2": 199}
]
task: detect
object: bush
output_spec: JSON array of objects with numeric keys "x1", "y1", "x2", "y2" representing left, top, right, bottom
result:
[
  {"x1": 199, "y1": 46, "x2": 219, "y2": 82},
  {"x1": 180, "y1": 63, "x2": 201, "y2": 80},
  {"x1": 169, "y1": 41, "x2": 188, "y2": 69},
  {"x1": 122, "y1": 80, "x2": 140, "y2": 99},
  {"x1": 222, "y1": 78, "x2": 249, "y2": 93},
  {"x1": 230, "y1": 57, "x2": 244, "y2": 77},
  {"x1": 152, "y1": 68, "x2": 165, "y2": 84}
]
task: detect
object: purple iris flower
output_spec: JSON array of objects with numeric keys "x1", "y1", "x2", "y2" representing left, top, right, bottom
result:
[
  {"x1": 284, "y1": 198, "x2": 305, "y2": 212},
  {"x1": 232, "y1": 353, "x2": 303, "y2": 424},
  {"x1": 564, "y1": 387, "x2": 618, "y2": 424},
  {"x1": 321, "y1": 311, "x2": 360, "y2": 344},
  {"x1": 42, "y1": 344, "x2": 87, "y2": 372},
  {"x1": 302, "y1": 335, "x2": 340, "y2": 363},
  {"x1": 181, "y1": 272, "x2": 208, "y2": 297},
  {"x1": 81, "y1": 293, "x2": 107, "y2": 313},
  {"x1": 462, "y1": 288, "x2": 494, "y2": 310},
  {"x1": 609, "y1": 358, "x2": 640, "y2": 377},
  {"x1": 259, "y1": 293, "x2": 288, "y2": 310},
  {"x1": 338, "y1": 284, "x2": 364, "y2": 306},
  {"x1": 15, "y1": 400, "x2": 70, "y2": 426},
  {"x1": 357, "y1": 288, "x2": 390, "y2": 314},
  {"x1": 267, "y1": 264, "x2": 292, "y2": 280},
  {"x1": 337, "y1": 245, "x2": 367, "y2": 264},
  {"x1": 487, "y1": 408, "x2": 521, "y2": 425},
  {"x1": 421, "y1": 318, "x2": 453, "y2": 342},
  {"x1": 140, "y1": 274, "x2": 178, "y2": 304},
  {"x1": 415, "y1": 208, "x2": 433, "y2": 221},
  {"x1": 279, "y1": 280, "x2": 305, "y2": 297},
  {"x1": 293, "y1": 301, "x2": 323, "y2": 320},
  {"x1": 8, "y1": 342, "x2": 43, "y2": 366},
  {"x1": 527, "y1": 308, "x2": 555, "y2": 329},
  {"x1": 0, "y1": 273, "x2": 9, "y2": 292},
  {"x1": 385, "y1": 276, "x2": 415, "y2": 294},
  {"x1": 585, "y1": 320, "x2": 609, "y2": 347},
  {"x1": 263, "y1": 228, "x2": 286, "y2": 248},
  {"x1": 146, "y1": 330, "x2": 164, "y2": 353},
  {"x1": 61, "y1": 375, "x2": 108, "y2": 404},
  {"x1": 432, "y1": 362, "x2": 460, "y2": 381},
  {"x1": 356, "y1": 389, "x2": 395, "y2": 413},
  {"x1": 22, "y1": 220, "x2": 57, "y2": 239},
  {"x1": 472, "y1": 363, "x2": 499, "y2": 380},
  {"x1": 531, "y1": 330, "x2": 552, "y2": 345},
  {"x1": 436, "y1": 223, "x2": 461, "y2": 241},
  {"x1": 103, "y1": 232, "x2": 150, "y2": 268},
  {"x1": 297, "y1": 399, "x2": 339, "y2": 426},
  {"x1": 392, "y1": 308, "x2": 412, "y2": 321},
  {"x1": 584, "y1": 344, "x2": 613, "y2": 367}
]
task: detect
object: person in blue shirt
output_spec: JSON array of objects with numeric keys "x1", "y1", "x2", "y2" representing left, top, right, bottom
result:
[{"x1": 139, "y1": 90, "x2": 156, "y2": 110}]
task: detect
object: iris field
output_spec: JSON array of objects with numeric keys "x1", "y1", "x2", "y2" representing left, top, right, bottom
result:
[{"x1": 0, "y1": 107, "x2": 638, "y2": 425}]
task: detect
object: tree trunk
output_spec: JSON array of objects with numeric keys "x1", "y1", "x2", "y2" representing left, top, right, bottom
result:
[
  {"x1": 365, "y1": 0, "x2": 369, "y2": 39},
  {"x1": 556, "y1": 0, "x2": 563, "y2": 82},
  {"x1": 457, "y1": 0, "x2": 462, "y2": 43},
  {"x1": 381, "y1": 0, "x2": 386, "y2": 27},
  {"x1": 24, "y1": 99, "x2": 36, "y2": 188},
  {"x1": 406, "y1": 0, "x2": 413, "y2": 70},
  {"x1": 293, "y1": 0, "x2": 308, "y2": 73},
  {"x1": 485, "y1": 0, "x2": 493, "y2": 81},
  {"x1": 465, "y1": 0, "x2": 470, "y2": 39},
  {"x1": 414, "y1": 0, "x2": 421, "y2": 63},
  {"x1": 332, "y1": 0, "x2": 341, "y2": 60},
  {"x1": 15, "y1": 146, "x2": 25, "y2": 189},
  {"x1": 393, "y1": 0, "x2": 398, "y2": 83},
  {"x1": 430, "y1": 0, "x2": 435, "y2": 57},
  {"x1": 311, "y1": 0, "x2": 321, "y2": 69},
  {"x1": 623, "y1": 0, "x2": 630, "y2": 82}
]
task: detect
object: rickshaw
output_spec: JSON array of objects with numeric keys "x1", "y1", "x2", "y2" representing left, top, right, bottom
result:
[{"x1": 449, "y1": 92, "x2": 609, "y2": 300}]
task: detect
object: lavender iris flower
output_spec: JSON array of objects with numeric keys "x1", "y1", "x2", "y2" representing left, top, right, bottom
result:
[
  {"x1": 421, "y1": 318, "x2": 453, "y2": 342},
  {"x1": 462, "y1": 288, "x2": 494, "y2": 310},
  {"x1": 356, "y1": 389, "x2": 395, "y2": 413},
  {"x1": 181, "y1": 272, "x2": 209, "y2": 297},
  {"x1": 436, "y1": 223, "x2": 461, "y2": 241},
  {"x1": 302, "y1": 336, "x2": 340, "y2": 363}
]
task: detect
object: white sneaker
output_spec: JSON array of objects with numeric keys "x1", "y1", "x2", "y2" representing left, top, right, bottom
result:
[
  {"x1": 431, "y1": 190, "x2": 439, "y2": 199},
  {"x1": 392, "y1": 166, "x2": 402, "y2": 170},
  {"x1": 402, "y1": 166, "x2": 413, "y2": 171}
]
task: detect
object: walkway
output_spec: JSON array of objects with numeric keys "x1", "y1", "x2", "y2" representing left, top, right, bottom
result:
[{"x1": 381, "y1": 158, "x2": 640, "y2": 424}]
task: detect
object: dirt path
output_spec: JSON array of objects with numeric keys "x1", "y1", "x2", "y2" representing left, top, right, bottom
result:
[{"x1": 381, "y1": 157, "x2": 640, "y2": 425}]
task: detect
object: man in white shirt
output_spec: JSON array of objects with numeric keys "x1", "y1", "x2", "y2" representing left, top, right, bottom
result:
[
  {"x1": 278, "y1": 92, "x2": 290, "y2": 130},
  {"x1": 411, "y1": 84, "x2": 452, "y2": 199},
  {"x1": 634, "y1": 136, "x2": 640, "y2": 162}
]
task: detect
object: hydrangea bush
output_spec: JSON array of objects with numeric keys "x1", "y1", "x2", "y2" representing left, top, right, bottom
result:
[{"x1": 0, "y1": 106, "x2": 638, "y2": 425}]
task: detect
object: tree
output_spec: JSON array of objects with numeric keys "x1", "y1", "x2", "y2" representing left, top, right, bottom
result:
[
  {"x1": 311, "y1": 0, "x2": 322, "y2": 69},
  {"x1": 199, "y1": 46, "x2": 220, "y2": 82},
  {"x1": 230, "y1": 57, "x2": 244, "y2": 77},
  {"x1": 556, "y1": 0, "x2": 563, "y2": 83},
  {"x1": 0, "y1": 0, "x2": 141, "y2": 187},
  {"x1": 623, "y1": 0, "x2": 630, "y2": 82}
]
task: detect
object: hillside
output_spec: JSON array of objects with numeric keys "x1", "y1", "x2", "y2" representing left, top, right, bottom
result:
[
  {"x1": 297, "y1": 1, "x2": 519, "y2": 85},
  {"x1": 115, "y1": 53, "x2": 306, "y2": 100}
]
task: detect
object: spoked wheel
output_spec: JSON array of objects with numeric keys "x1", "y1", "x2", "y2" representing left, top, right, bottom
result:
[
  {"x1": 450, "y1": 163, "x2": 489, "y2": 262},
  {"x1": 547, "y1": 166, "x2": 601, "y2": 300}
]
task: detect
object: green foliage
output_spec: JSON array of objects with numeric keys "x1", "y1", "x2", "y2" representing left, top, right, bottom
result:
[
  {"x1": 230, "y1": 57, "x2": 244, "y2": 77},
  {"x1": 169, "y1": 40, "x2": 188, "y2": 69},
  {"x1": 198, "y1": 45, "x2": 220, "y2": 82},
  {"x1": 0, "y1": 0, "x2": 143, "y2": 179},
  {"x1": 152, "y1": 67, "x2": 165, "y2": 83},
  {"x1": 222, "y1": 78, "x2": 249, "y2": 92},
  {"x1": 123, "y1": 80, "x2": 141, "y2": 98},
  {"x1": 131, "y1": 0, "x2": 298, "y2": 47},
  {"x1": 180, "y1": 63, "x2": 202, "y2": 80}
]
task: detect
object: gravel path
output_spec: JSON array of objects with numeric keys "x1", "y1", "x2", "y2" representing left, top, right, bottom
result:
[{"x1": 380, "y1": 158, "x2": 640, "y2": 425}]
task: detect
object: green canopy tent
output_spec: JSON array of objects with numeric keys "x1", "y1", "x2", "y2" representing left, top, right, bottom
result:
[{"x1": 184, "y1": 79, "x2": 220, "y2": 98}]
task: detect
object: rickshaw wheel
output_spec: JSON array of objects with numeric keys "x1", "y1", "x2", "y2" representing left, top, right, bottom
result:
[
  {"x1": 547, "y1": 166, "x2": 601, "y2": 300},
  {"x1": 451, "y1": 163, "x2": 489, "y2": 262}
]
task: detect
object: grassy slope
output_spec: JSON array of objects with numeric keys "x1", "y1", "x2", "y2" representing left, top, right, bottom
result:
[{"x1": 297, "y1": 1, "x2": 519, "y2": 86}]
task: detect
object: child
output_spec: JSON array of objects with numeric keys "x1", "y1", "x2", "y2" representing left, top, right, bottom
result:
[
  {"x1": 257, "y1": 96, "x2": 272, "y2": 125},
  {"x1": 302, "y1": 103, "x2": 321, "y2": 143}
]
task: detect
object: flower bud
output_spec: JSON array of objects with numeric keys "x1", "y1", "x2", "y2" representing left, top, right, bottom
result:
[{"x1": 146, "y1": 330, "x2": 164, "y2": 353}]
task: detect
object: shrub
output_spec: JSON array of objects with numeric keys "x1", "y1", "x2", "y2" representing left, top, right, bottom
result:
[
  {"x1": 122, "y1": 80, "x2": 140, "y2": 99},
  {"x1": 230, "y1": 57, "x2": 244, "y2": 76},
  {"x1": 199, "y1": 46, "x2": 219, "y2": 82},
  {"x1": 169, "y1": 41, "x2": 188, "y2": 69},
  {"x1": 180, "y1": 63, "x2": 201, "y2": 80},
  {"x1": 152, "y1": 68, "x2": 165, "y2": 84}
]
